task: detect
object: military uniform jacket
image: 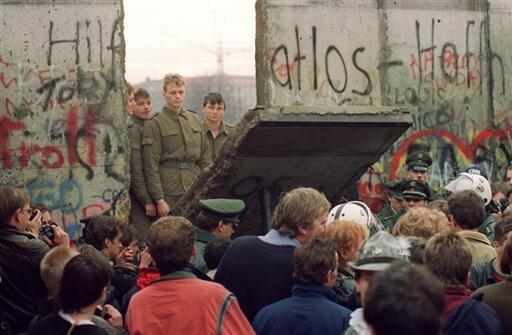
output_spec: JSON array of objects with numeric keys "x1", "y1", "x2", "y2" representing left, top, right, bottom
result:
[
  {"x1": 201, "y1": 121, "x2": 234, "y2": 162},
  {"x1": 128, "y1": 115, "x2": 152, "y2": 205},
  {"x1": 142, "y1": 106, "x2": 212, "y2": 200}
]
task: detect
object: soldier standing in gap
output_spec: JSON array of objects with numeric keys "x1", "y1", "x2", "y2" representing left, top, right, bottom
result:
[
  {"x1": 201, "y1": 92, "x2": 235, "y2": 162},
  {"x1": 406, "y1": 151, "x2": 433, "y2": 182},
  {"x1": 142, "y1": 73, "x2": 212, "y2": 217},
  {"x1": 128, "y1": 88, "x2": 156, "y2": 241}
]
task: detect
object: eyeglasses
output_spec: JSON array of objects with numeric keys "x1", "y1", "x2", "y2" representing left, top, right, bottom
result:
[{"x1": 20, "y1": 208, "x2": 34, "y2": 216}]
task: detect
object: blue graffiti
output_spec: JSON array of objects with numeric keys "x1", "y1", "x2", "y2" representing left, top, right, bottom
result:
[{"x1": 27, "y1": 178, "x2": 83, "y2": 213}]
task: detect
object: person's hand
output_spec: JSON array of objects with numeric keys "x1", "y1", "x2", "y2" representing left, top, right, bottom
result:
[
  {"x1": 157, "y1": 200, "x2": 171, "y2": 217},
  {"x1": 51, "y1": 225, "x2": 70, "y2": 247},
  {"x1": 104, "y1": 304, "x2": 123, "y2": 327},
  {"x1": 27, "y1": 209, "x2": 42, "y2": 237},
  {"x1": 144, "y1": 203, "x2": 157, "y2": 217},
  {"x1": 139, "y1": 247, "x2": 153, "y2": 269}
]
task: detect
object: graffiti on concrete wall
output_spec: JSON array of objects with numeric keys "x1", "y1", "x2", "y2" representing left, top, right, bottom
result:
[
  {"x1": 0, "y1": 4, "x2": 128, "y2": 238},
  {"x1": 259, "y1": 3, "x2": 512, "y2": 210}
]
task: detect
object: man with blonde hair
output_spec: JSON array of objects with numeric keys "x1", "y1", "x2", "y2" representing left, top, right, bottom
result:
[
  {"x1": 142, "y1": 73, "x2": 211, "y2": 216},
  {"x1": 215, "y1": 187, "x2": 330, "y2": 321},
  {"x1": 393, "y1": 207, "x2": 450, "y2": 239}
]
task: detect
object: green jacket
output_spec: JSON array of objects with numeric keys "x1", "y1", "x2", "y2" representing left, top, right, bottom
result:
[
  {"x1": 377, "y1": 204, "x2": 403, "y2": 233},
  {"x1": 201, "y1": 121, "x2": 234, "y2": 162},
  {"x1": 127, "y1": 116, "x2": 152, "y2": 205},
  {"x1": 141, "y1": 107, "x2": 212, "y2": 200},
  {"x1": 479, "y1": 212, "x2": 496, "y2": 243},
  {"x1": 191, "y1": 226, "x2": 215, "y2": 273}
]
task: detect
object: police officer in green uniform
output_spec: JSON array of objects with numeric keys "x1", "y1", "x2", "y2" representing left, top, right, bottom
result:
[
  {"x1": 401, "y1": 180, "x2": 433, "y2": 211},
  {"x1": 128, "y1": 88, "x2": 156, "y2": 241},
  {"x1": 142, "y1": 74, "x2": 212, "y2": 217},
  {"x1": 201, "y1": 92, "x2": 235, "y2": 162},
  {"x1": 406, "y1": 151, "x2": 433, "y2": 182},
  {"x1": 191, "y1": 199, "x2": 245, "y2": 273},
  {"x1": 377, "y1": 181, "x2": 406, "y2": 232}
]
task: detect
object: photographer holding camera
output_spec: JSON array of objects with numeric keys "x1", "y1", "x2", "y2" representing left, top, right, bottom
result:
[{"x1": 0, "y1": 186, "x2": 69, "y2": 334}]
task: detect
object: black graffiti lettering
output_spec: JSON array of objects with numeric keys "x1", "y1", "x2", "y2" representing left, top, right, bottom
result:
[
  {"x1": 466, "y1": 20, "x2": 475, "y2": 88},
  {"x1": 271, "y1": 45, "x2": 292, "y2": 89},
  {"x1": 36, "y1": 76, "x2": 65, "y2": 111},
  {"x1": 325, "y1": 45, "x2": 347, "y2": 94},
  {"x1": 352, "y1": 47, "x2": 372, "y2": 96},
  {"x1": 294, "y1": 25, "x2": 306, "y2": 90},
  {"x1": 47, "y1": 21, "x2": 80, "y2": 65},
  {"x1": 312, "y1": 26, "x2": 318, "y2": 90},
  {"x1": 441, "y1": 43, "x2": 458, "y2": 83},
  {"x1": 57, "y1": 85, "x2": 75, "y2": 104}
]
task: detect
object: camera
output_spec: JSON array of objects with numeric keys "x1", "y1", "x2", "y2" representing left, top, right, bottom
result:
[{"x1": 39, "y1": 222, "x2": 57, "y2": 240}]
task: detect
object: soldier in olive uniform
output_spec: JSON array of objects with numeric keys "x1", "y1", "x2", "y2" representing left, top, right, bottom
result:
[
  {"x1": 191, "y1": 199, "x2": 245, "y2": 273},
  {"x1": 128, "y1": 88, "x2": 156, "y2": 241},
  {"x1": 201, "y1": 92, "x2": 234, "y2": 162},
  {"x1": 142, "y1": 73, "x2": 212, "y2": 217}
]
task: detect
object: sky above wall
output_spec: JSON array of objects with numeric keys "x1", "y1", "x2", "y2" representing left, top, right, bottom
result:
[{"x1": 124, "y1": 0, "x2": 256, "y2": 84}]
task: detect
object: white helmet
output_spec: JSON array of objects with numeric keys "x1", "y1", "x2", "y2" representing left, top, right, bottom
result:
[
  {"x1": 326, "y1": 201, "x2": 385, "y2": 235},
  {"x1": 444, "y1": 172, "x2": 492, "y2": 205}
]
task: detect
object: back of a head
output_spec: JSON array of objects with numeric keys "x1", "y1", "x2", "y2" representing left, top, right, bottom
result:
[
  {"x1": 292, "y1": 235, "x2": 337, "y2": 285},
  {"x1": 393, "y1": 207, "x2": 450, "y2": 239},
  {"x1": 40, "y1": 246, "x2": 79, "y2": 299},
  {"x1": 425, "y1": 231, "x2": 472, "y2": 286},
  {"x1": 59, "y1": 254, "x2": 113, "y2": 313},
  {"x1": 448, "y1": 190, "x2": 485, "y2": 230},
  {"x1": 272, "y1": 187, "x2": 330, "y2": 238},
  {"x1": 427, "y1": 200, "x2": 449, "y2": 219},
  {"x1": 364, "y1": 262, "x2": 445, "y2": 335},
  {"x1": 494, "y1": 215, "x2": 512, "y2": 246},
  {"x1": 502, "y1": 235, "x2": 512, "y2": 274},
  {"x1": 204, "y1": 237, "x2": 232, "y2": 270},
  {"x1": 120, "y1": 224, "x2": 138, "y2": 248},
  {"x1": 0, "y1": 186, "x2": 29, "y2": 226},
  {"x1": 148, "y1": 216, "x2": 195, "y2": 275},
  {"x1": 83, "y1": 215, "x2": 122, "y2": 251}
]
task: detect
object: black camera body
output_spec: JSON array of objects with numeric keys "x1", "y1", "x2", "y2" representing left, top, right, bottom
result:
[{"x1": 39, "y1": 222, "x2": 57, "y2": 241}]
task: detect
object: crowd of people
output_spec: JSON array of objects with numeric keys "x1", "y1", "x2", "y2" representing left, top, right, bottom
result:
[{"x1": 0, "y1": 72, "x2": 511, "y2": 334}]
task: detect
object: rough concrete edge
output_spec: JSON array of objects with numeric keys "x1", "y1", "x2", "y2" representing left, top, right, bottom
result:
[
  {"x1": 255, "y1": 0, "x2": 267, "y2": 107},
  {"x1": 173, "y1": 107, "x2": 264, "y2": 221}
]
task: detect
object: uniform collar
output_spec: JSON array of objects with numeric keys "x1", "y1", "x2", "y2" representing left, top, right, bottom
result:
[
  {"x1": 128, "y1": 115, "x2": 145, "y2": 127},
  {"x1": 457, "y1": 230, "x2": 492, "y2": 246},
  {"x1": 193, "y1": 226, "x2": 215, "y2": 243},
  {"x1": 163, "y1": 106, "x2": 187, "y2": 119},
  {"x1": 202, "y1": 120, "x2": 226, "y2": 135}
]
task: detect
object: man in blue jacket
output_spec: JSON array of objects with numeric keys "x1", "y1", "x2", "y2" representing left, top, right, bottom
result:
[{"x1": 252, "y1": 236, "x2": 351, "y2": 335}]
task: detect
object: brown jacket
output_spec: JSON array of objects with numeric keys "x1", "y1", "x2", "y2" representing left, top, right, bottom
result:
[{"x1": 458, "y1": 230, "x2": 497, "y2": 263}]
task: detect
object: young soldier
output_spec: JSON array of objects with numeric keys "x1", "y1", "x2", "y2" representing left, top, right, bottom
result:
[
  {"x1": 142, "y1": 74, "x2": 211, "y2": 216},
  {"x1": 201, "y1": 92, "x2": 234, "y2": 161},
  {"x1": 128, "y1": 88, "x2": 156, "y2": 241}
]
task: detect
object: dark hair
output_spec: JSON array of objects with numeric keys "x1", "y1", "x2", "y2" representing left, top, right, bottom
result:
[
  {"x1": 120, "y1": 225, "x2": 138, "y2": 247},
  {"x1": 59, "y1": 254, "x2": 113, "y2": 313},
  {"x1": 83, "y1": 215, "x2": 122, "y2": 251},
  {"x1": 203, "y1": 92, "x2": 225, "y2": 108},
  {"x1": 406, "y1": 236, "x2": 426, "y2": 265},
  {"x1": 0, "y1": 186, "x2": 29, "y2": 226},
  {"x1": 292, "y1": 236, "x2": 337, "y2": 285},
  {"x1": 491, "y1": 182, "x2": 509, "y2": 196},
  {"x1": 134, "y1": 88, "x2": 151, "y2": 101},
  {"x1": 204, "y1": 237, "x2": 232, "y2": 270},
  {"x1": 494, "y1": 216, "x2": 512, "y2": 245},
  {"x1": 425, "y1": 231, "x2": 472, "y2": 285},
  {"x1": 448, "y1": 190, "x2": 485, "y2": 229},
  {"x1": 148, "y1": 216, "x2": 195, "y2": 275},
  {"x1": 31, "y1": 203, "x2": 49, "y2": 213},
  {"x1": 364, "y1": 262, "x2": 445, "y2": 335},
  {"x1": 196, "y1": 212, "x2": 220, "y2": 232}
]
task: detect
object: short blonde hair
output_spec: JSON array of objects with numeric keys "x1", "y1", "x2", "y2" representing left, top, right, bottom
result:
[
  {"x1": 272, "y1": 187, "x2": 330, "y2": 238},
  {"x1": 163, "y1": 73, "x2": 185, "y2": 91},
  {"x1": 325, "y1": 220, "x2": 368, "y2": 264},
  {"x1": 393, "y1": 207, "x2": 450, "y2": 239},
  {"x1": 40, "y1": 246, "x2": 79, "y2": 299}
]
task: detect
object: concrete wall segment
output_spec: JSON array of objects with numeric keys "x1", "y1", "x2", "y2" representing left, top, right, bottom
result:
[{"x1": 0, "y1": 0, "x2": 129, "y2": 238}]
